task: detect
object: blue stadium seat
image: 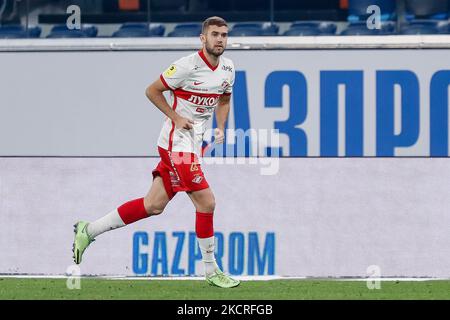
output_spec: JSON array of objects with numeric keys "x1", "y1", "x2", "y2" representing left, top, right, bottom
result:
[
  {"x1": 405, "y1": 0, "x2": 448, "y2": 20},
  {"x1": 167, "y1": 23, "x2": 202, "y2": 37},
  {"x1": 283, "y1": 27, "x2": 321, "y2": 36},
  {"x1": 261, "y1": 22, "x2": 279, "y2": 35},
  {"x1": 80, "y1": 25, "x2": 98, "y2": 37},
  {"x1": 340, "y1": 21, "x2": 396, "y2": 35},
  {"x1": 340, "y1": 23, "x2": 381, "y2": 35},
  {"x1": 348, "y1": 0, "x2": 396, "y2": 22},
  {"x1": 229, "y1": 28, "x2": 263, "y2": 36},
  {"x1": 119, "y1": 23, "x2": 165, "y2": 35},
  {"x1": 0, "y1": 25, "x2": 41, "y2": 38},
  {"x1": 112, "y1": 23, "x2": 165, "y2": 37},
  {"x1": 0, "y1": 30, "x2": 26, "y2": 38},
  {"x1": 437, "y1": 20, "x2": 450, "y2": 34},
  {"x1": 47, "y1": 30, "x2": 88, "y2": 38},
  {"x1": 112, "y1": 29, "x2": 150, "y2": 37},
  {"x1": 47, "y1": 24, "x2": 98, "y2": 38},
  {"x1": 50, "y1": 24, "x2": 97, "y2": 37},
  {"x1": 379, "y1": 21, "x2": 396, "y2": 34},
  {"x1": 27, "y1": 26, "x2": 42, "y2": 38},
  {"x1": 400, "y1": 25, "x2": 440, "y2": 35},
  {"x1": 405, "y1": 20, "x2": 439, "y2": 28},
  {"x1": 231, "y1": 22, "x2": 279, "y2": 36},
  {"x1": 120, "y1": 23, "x2": 148, "y2": 29},
  {"x1": 400, "y1": 20, "x2": 441, "y2": 34},
  {"x1": 290, "y1": 21, "x2": 337, "y2": 35}
]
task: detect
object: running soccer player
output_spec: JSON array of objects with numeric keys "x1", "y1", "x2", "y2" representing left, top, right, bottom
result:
[{"x1": 72, "y1": 16, "x2": 239, "y2": 288}]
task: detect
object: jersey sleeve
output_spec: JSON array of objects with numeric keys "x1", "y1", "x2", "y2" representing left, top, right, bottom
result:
[
  {"x1": 223, "y1": 63, "x2": 235, "y2": 96},
  {"x1": 160, "y1": 58, "x2": 190, "y2": 90}
]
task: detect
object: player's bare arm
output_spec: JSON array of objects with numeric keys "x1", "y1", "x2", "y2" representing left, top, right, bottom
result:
[
  {"x1": 145, "y1": 79, "x2": 194, "y2": 130},
  {"x1": 214, "y1": 94, "x2": 231, "y2": 144}
]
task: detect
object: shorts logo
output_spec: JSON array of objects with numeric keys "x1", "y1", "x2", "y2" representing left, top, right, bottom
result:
[
  {"x1": 164, "y1": 65, "x2": 177, "y2": 77},
  {"x1": 169, "y1": 171, "x2": 180, "y2": 186},
  {"x1": 192, "y1": 175, "x2": 203, "y2": 184},
  {"x1": 190, "y1": 162, "x2": 199, "y2": 172}
]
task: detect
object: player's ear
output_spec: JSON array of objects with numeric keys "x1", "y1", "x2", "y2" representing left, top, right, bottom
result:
[{"x1": 200, "y1": 33, "x2": 206, "y2": 44}]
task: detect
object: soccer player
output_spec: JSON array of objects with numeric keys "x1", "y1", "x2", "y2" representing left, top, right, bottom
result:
[{"x1": 72, "y1": 16, "x2": 240, "y2": 288}]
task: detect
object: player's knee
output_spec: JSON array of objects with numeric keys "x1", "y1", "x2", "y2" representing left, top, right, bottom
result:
[
  {"x1": 144, "y1": 198, "x2": 167, "y2": 216},
  {"x1": 200, "y1": 198, "x2": 215, "y2": 213},
  {"x1": 150, "y1": 207, "x2": 165, "y2": 216},
  {"x1": 147, "y1": 203, "x2": 166, "y2": 216}
]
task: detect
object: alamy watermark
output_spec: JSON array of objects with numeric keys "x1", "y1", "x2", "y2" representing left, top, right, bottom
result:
[
  {"x1": 366, "y1": 265, "x2": 381, "y2": 290},
  {"x1": 66, "y1": 5, "x2": 81, "y2": 30},
  {"x1": 366, "y1": 5, "x2": 381, "y2": 30},
  {"x1": 66, "y1": 264, "x2": 81, "y2": 290},
  {"x1": 169, "y1": 128, "x2": 281, "y2": 176}
]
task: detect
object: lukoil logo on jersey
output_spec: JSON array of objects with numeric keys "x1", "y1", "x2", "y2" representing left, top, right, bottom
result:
[
  {"x1": 187, "y1": 95, "x2": 220, "y2": 106},
  {"x1": 132, "y1": 231, "x2": 275, "y2": 276}
]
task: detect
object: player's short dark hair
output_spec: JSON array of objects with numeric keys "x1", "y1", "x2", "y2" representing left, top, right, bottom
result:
[{"x1": 202, "y1": 16, "x2": 228, "y2": 34}]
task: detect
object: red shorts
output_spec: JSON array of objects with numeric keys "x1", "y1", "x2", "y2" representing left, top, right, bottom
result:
[{"x1": 152, "y1": 146, "x2": 209, "y2": 199}]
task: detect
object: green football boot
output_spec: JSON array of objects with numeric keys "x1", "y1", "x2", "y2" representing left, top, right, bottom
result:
[
  {"x1": 72, "y1": 221, "x2": 94, "y2": 264},
  {"x1": 206, "y1": 270, "x2": 240, "y2": 288}
]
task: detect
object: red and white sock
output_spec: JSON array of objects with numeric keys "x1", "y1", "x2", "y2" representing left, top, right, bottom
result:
[
  {"x1": 87, "y1": 198, "x2": 148, "y2": 238},
  {"x1": 196, "y1": 211, "x2": 219, "y2": 276}
]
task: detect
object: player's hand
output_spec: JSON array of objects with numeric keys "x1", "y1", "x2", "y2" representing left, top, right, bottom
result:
[
  {"x1": 214, "y1": 128, "x2": 225, "y2": 144},
  {"x1": 174, "y1": 116, "x2": 194, "y2": 130}
]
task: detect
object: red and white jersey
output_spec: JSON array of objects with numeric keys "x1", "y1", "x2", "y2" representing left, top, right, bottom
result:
[{"x1": 158, "y1": 50, "x2": 235, "y2": 156}]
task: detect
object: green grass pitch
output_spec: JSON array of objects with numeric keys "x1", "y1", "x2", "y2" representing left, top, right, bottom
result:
[{"x1": 0, "y1": 278, "x2": 449, "y2": 300}]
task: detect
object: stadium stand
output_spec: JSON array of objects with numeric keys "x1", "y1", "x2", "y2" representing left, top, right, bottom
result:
[
  {"x1": 284, "y1": 21, "x2": 337, "y2": 36},
  {"x1": 46, "y1": 24, "x2": 98, "y2": 38},
  {"x1": 283, "y1": 26, "x2": 321, "y2": 36},
  {"x1": 399, "y1": 19, "x2": 448, "y2": 35},
  {"x1": 0, "y1": 24, "x2": 41, "y2": 38},
  {"x1": 340, "y1": 22, "x2": 382, "y2": 35},
  {"x1": 437, "y1": 20, "x2": 450, "y2": 34},
  {"x1": 46, "y1": 29, "x2": 87, "y2": 38},
  {"x1": 112, "y1": 23, "x2": 165, "y2": 37},
  {"x1": 229, "y1": 28, "x2": 263, "y2": 37},
  {"x1": 230, "y1": 22, "x2": 279, "y2": 36},
  {"x1": 167, "y1": 23, "x2": 202, "y2": 37},
  {"x1": 2, "y1": 0, "x2": 450, "y2": 38},
  {"x1": 340, "y1": 20, "x2": 396, "y2": 35}
]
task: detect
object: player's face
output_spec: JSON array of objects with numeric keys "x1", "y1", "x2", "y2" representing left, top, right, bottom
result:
[{"x1": 202, "y1": 25, "x2": 228, "y2": 57}]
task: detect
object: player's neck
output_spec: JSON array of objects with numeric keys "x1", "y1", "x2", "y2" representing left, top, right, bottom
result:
[{"x1": 201, "y1": 48, "x2": 219, "y2": 67}]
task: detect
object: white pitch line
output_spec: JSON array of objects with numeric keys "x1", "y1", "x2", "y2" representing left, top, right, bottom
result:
[
  {"x1": 338, "y1": 277, "x2": 450, "y2": 282},
  {"x1": 0, "y1": 275, "x2": 449, "y2": 281},
  {"x1": 0, "y1": 275, "x2": 284, "y2": 281}
]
